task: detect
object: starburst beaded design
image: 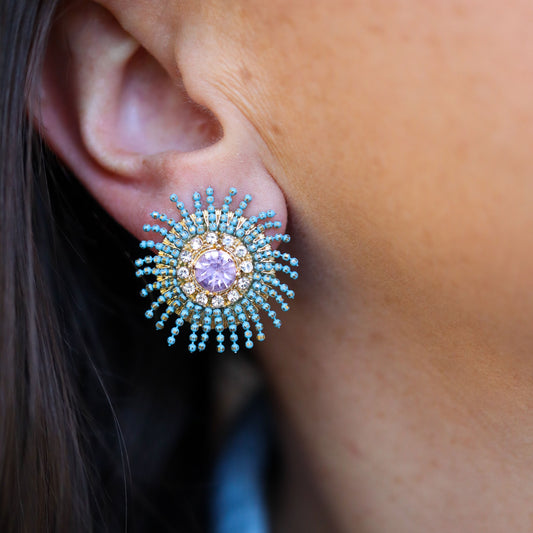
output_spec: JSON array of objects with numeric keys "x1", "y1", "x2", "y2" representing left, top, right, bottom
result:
[{"x1": 134, "y1": 187, "x2": 299, "y2": 353}]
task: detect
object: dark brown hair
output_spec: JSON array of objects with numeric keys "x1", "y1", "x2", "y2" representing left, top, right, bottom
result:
[
  {"x1": 0, "y1": 2, "x2": 212, "y2": 531},
  {"x1": 0, "y1": 1, "x2": 92, "y2": 530}
]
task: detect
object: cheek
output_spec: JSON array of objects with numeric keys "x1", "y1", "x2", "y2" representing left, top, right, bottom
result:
[{"x1": 197, "y1": 1, "x2": 533, "y2": 347}]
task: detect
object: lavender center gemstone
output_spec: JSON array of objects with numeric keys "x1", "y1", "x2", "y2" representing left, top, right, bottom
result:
[{"x1": 194, "y1": 249, "x2": 237, "y2": 293}]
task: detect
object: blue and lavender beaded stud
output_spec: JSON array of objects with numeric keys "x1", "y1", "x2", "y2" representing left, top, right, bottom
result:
[{"x1": 134, "y1": 187, "x2": 299, "y2": 353}]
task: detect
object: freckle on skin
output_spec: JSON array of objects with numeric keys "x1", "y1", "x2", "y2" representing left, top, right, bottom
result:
[
  {"x1": 368, "y1": 330, "x2": 384, "y2": 345},
  {"x1": 239, "y1": 65, "x2": 253, "y2": 83},
  {"x1": 270, "y1": 123, "x2": 282, "y2": 136},
  {"x1": 347, "y1": 439, "x2": 361, "y2": 458},
  {"x1": 366, "y1": 23, "x2": 384, "y2": 35}
]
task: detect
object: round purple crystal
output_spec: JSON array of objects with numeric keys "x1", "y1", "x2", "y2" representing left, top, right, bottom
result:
[{"x1": 194, "y1": 249, "x2": 237, "y2": 293}]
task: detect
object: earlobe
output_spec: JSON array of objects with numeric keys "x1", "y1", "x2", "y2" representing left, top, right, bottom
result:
[{"x1": 35, "y1": 1, "x2": 287, "y2": 242}]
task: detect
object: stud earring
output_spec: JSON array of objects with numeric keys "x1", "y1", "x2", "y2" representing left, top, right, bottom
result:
[{"x1": 134, "y1": 187, "x2": 299, "y2": 353}]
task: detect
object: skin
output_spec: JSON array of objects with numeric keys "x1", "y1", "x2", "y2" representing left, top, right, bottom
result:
[{"x1": 42, "y1": 1, "x2": 533, "y2": 531}]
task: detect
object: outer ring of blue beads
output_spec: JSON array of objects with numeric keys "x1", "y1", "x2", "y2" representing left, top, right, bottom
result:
[{"x1": 135, "y1": 187, "x2": 299, "y2": 353}]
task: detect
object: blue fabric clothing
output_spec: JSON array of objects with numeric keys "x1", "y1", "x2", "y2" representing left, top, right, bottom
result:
[{"x1": 211, "y1": 398, "x2": 271, "y2": 533}]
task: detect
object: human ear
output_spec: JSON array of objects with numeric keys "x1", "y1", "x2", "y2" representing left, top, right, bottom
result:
[{"x1": 35, "y1": 1, "x2": 287, "y2": 241}]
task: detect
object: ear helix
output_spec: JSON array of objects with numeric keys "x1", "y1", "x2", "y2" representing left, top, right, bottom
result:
[{"x1": 134, "y1": 187, "x2": 299, "y2": 354}]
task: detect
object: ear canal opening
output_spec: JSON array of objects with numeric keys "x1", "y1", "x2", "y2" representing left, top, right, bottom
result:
[{"x1": 117, "y1": 46, "x2": 223, "y2": 155}]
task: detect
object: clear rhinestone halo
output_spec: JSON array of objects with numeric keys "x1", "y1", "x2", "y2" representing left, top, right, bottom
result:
[{"x1": 135, "y1": 187, "x2": 298, "y2": 354}]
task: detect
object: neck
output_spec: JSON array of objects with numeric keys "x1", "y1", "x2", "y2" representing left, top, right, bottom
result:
[{"x1": 258, "y1": 259, "x2": 533, "y2": 533}]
